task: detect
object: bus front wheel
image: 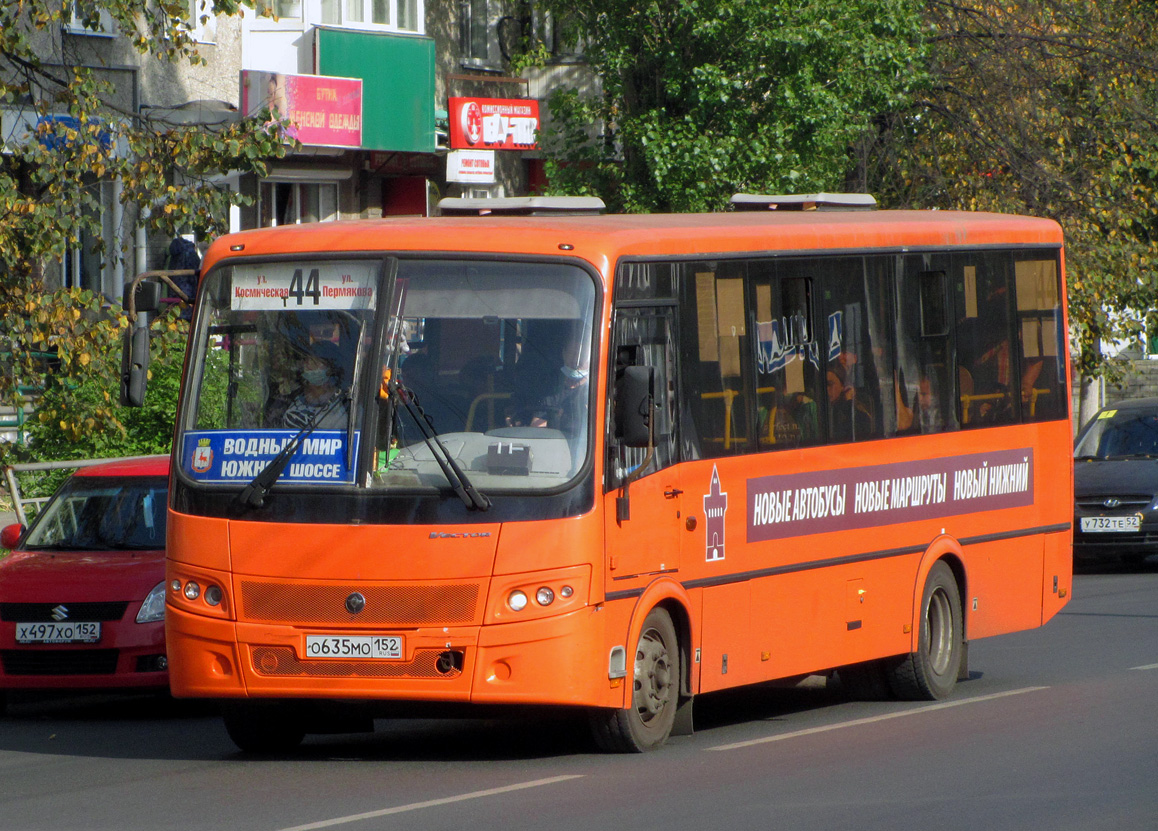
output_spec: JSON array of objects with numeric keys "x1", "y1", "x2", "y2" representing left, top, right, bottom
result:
[
  {"x1": 888, "y1": 560, "x2": 963, "y2": 700},
  {"x1": 590, "y1": 607, "x2": 680, "y2": 752}
]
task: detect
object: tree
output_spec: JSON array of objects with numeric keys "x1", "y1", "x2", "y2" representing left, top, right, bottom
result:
[
  {"x1": 861, "y1": 0, "x2": 1158, "y2": 389},
  {"x1": 0, "y1": 1, "x2": 295, "y2": 462},
  {"x1": 538, "y1": 0, "x2": 928, "y2": 213}
]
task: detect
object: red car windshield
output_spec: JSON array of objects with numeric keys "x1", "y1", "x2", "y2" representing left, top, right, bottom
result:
[{"x1": 22, "y1": 475, "x2": 168, "y2": 551}]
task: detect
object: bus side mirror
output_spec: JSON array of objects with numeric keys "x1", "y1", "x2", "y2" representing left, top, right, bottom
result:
[
  {"x1": 615, "y1": 365, "x2": 654, "y2": 447},
  {"x1": 120, "y1": 324, "x2": 150, "y2": 407}
]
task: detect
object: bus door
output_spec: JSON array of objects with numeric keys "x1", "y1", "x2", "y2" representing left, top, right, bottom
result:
[{"x1": 604, "y1": 306, "x2": 682, "y2": 583}]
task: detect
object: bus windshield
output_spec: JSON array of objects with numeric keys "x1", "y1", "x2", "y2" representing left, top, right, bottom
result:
[{"x1": 179, "y1": 257, "x2": 598, "y2": 494}]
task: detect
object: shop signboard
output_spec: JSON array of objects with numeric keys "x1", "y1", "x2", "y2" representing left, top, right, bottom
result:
[
  {"x1": 448, "y1": 97, "x2": 539, "y2": 151},
  {"x1": 241, "y1": 70, "x2": 363, "y2": 149}
]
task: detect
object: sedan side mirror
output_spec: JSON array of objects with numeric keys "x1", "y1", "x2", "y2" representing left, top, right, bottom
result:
[{"x1": 1, "y1": 523, "x2": 24, "y2": 550}]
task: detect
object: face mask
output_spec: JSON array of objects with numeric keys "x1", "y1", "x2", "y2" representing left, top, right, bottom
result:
[
  {"x1": 561, "y1": 366, "x2": 588, "y2": 381},
  {"x1": 302, "y1": 368, "x2": 329, "y2": 386}
]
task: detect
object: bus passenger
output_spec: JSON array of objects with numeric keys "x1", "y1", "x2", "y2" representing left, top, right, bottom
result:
[
  {"x1": 827, "y1": 362, "x2": 871, "y2": 442},
  {"x1": 281, "y1": 341, "x2": 349, "y2": 430},
  {"x1": 530, "y1": 335, "x2": 589, "y2": 435}
]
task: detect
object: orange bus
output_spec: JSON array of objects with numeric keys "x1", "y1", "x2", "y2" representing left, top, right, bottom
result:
[{"x1": 140, "y1": 194, "x2": 1073, "y2": 752}]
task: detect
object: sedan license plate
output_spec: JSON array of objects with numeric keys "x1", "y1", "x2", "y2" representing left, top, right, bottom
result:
[
  {"x1": 16, "y1": 621, "x2": 101, "y2": 644},
  {"x1": 1081, "y1": 515, "x2": 1141, "y2": 533},
  {"x1": 304, "y1": 635, "x2": 403, "y2": 660}
]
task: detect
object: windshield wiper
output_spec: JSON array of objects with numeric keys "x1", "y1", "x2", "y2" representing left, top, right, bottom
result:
[
  {"x1": 393, "y1": 380, "x2": 490, "y2": 511},
  {"x1": 236, "y1": 391, "x2": 348, "y2": 510}
]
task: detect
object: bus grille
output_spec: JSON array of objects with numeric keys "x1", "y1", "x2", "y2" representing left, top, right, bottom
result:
[
  {"x1": 250, "y1": 646, "x2": 459, "y2": 679},
  {"x1": 238, "y1": 581, "x2": 481, "y2": 625}
]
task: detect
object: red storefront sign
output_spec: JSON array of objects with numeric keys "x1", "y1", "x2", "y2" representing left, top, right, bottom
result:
[
  {"x1": 449, "y1": 97, "x2": 539, "y2": 150},
  {"x1": 241, "y1": 70, "x2": 363, "y2": 148}
]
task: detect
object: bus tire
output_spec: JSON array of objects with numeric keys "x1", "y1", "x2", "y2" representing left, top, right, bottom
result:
[
  {"x1": 590, "y1": 607, "x2": 679, "y2": 752},
  {"x1": 222, "y1": 702, "x2": 306, "y2": 754},
  {"x1": 888, "y1": 560, "x2": 963, "y2": 700}
]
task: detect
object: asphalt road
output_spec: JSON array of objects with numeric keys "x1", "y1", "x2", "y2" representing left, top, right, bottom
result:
[{"x1": 2, "y1": 559, "x2": 1156, "y2": 831}]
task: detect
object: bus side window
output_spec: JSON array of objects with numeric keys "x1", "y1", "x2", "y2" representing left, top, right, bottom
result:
[
  {"x1": 896, "y1": 258, "x2": 957, "y2": 435},
  {"x1": 954, "y1": 253, "x2": 1017, "y2": 427},
  {"x1": 819, "y1": 256, "x2": 891, "y2": 444},
  {"x1": 677, "y1": 263, "x2": 755, "y2": 457},
  {"x1": 751, "y1": 262, "x2": 821, "y2": 451},
  {"x1": 1013, "y1": 256, "x2": 1065, "y2": 422}
]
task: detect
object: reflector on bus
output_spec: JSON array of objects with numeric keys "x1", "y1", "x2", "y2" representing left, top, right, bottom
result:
[
  {"x1": 437, "y1": 196, "x2": 606, "y2": 216},
  {"x1": 729, "y1": 192, "x2": 878, "y2": 211}
]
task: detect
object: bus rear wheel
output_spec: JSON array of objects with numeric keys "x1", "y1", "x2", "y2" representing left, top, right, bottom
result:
[
  {"x1": 888, "y1": 560, "x2": 963, "y2": 700},
  {"x1": 590, "y1": 607, "x2": 680, "y2": 752},
  {"x1": 222, "y1": 702, "x2": 306, "y2": 754}
]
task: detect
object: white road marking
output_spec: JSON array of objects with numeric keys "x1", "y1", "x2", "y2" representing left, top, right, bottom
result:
[
  {"x1": 708, "y1": 686, "x2": 1050, "y2": 752},
  {"x1": 275, "y1": 775, "x2": 585, "y2": 831},
  {"x1": 1129, "y1": 662, "x2": 1158, "y2": 671}
]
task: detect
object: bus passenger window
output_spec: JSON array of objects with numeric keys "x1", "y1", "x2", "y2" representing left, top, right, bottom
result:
[
  {"x1": 820, "y1": 257, "x2": 890, "y2": 444},
  {"x1": 896, "y1": 260, "x2": 957, "y2": 435},
  {"x1": 678, "y1": 263, "x2": 755, "y2": 457},
  {"x1": 954, "y1": 255, "x2": 1016, "y2": 427},
  {"x1": 1014, "y1": 257, "x2": 1065, "y2": 422},
  {"x1": 751, "y1": 264, "x2": 821, "y2": 451}
]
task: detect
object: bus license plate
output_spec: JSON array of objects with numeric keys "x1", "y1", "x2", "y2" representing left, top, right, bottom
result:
[
  {"x1": 16, "y1": 621, "x2": 101, "y2": 644},
  {"x1": 1081, "y1": 516, "x2": 1141, "y2": 533},
  {"x1": 304, "y1": 635, "x2": 403, "y2": 660}
]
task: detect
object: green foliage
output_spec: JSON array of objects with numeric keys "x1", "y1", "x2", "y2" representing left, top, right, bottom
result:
[
  {"x1": 0, "y1": 2, "x2": 296, "y2": 280},
  {"x1": 0, "y1": 1, "x2": 294, "y2": 466},
  {"x1": 863, "y1": 0, "x2": 1158, "y2": 377},
  {"x1": 0, "y1": 291, "x2": 185, "y2": 498},
  {"x1": 0, "y1": 291, "x2": 186, "y2": 454},
  {"x1": 539, "y1": 0, "x2": 927, "y2": 212}
]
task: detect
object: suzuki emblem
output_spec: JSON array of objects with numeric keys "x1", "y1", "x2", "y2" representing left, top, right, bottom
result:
[{"x1": 51, "y1": 605, "x2": 69, "y2": 621}]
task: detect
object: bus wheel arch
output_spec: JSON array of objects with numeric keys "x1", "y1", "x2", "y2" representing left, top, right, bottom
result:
[
  {"x1": 591, "y1": 604, "x2": 680, "y2": 752},
  {"x1": 889, "y1": 557, "x2": 965, "y2": 700},
  {"x1": 591, "y1": 584, "x2": 693, "y2": 752}
]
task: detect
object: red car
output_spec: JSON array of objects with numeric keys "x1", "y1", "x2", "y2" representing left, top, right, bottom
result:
[{"x1": 0, "y1": 456, "x2": 170, "y2": 713}]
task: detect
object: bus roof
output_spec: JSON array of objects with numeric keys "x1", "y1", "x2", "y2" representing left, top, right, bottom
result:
[{"x1": 202, "y1": 210, "x2": 1063, "y2": 274}]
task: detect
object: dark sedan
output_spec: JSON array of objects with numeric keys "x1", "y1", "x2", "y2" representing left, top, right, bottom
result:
[{"x1": 1074, "y1": 397, "x2": 1158, "y2": 566}]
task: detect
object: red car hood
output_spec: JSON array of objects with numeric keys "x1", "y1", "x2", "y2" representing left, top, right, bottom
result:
[{"x1": 0, "y1": 549, "x2": 165, "y2": 603}]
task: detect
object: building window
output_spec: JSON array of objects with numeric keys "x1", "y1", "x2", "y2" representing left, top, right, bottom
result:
[
  {"x1": 257, "y1": 0, "x2": 302, "y2": 18},
  {"x1": 259, "y1": 181, "x2": 339, "y2": 226},
  {"x1": 319, "y1": 0, "x2": 424, "y2": 33},
  {"x1": 66, "y1": 3, "x2": 116, "y2": 36},
  {"x1": 460, "y1": 0, "x2": 500, "y2": 69},
  {"x1": 187, "y1": 0, "x2": 217, "y2": 43}
]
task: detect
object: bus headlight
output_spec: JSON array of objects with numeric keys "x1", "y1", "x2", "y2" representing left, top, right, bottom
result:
[
  {"x1": 490, "y1": 566, "x2": 590, "y2": 622},
  {"x1": 183, "y1": 581, "x2": 201, "y2": 601}
]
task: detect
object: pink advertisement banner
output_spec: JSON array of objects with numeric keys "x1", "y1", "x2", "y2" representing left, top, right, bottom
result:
[
  {"x1": 746, "y1": 448, "x2": 1034, "y2": 542},
  {"x1": 241, "y1": 70, "x2": 362, "y2": 148}
]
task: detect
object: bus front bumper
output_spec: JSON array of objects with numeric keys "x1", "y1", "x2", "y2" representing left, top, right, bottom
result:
[{"x1": 165, "y1": 603, "x2": 614, "y2": 708}]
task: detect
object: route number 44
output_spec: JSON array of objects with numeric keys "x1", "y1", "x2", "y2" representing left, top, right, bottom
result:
[{"x1": 288, "y1": 268, "x2": 322, "y2": 305}]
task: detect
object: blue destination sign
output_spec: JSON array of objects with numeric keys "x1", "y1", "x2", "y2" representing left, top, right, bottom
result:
[{"x1": 182, "y1": 430, "x2": 359, "y2": 485}]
